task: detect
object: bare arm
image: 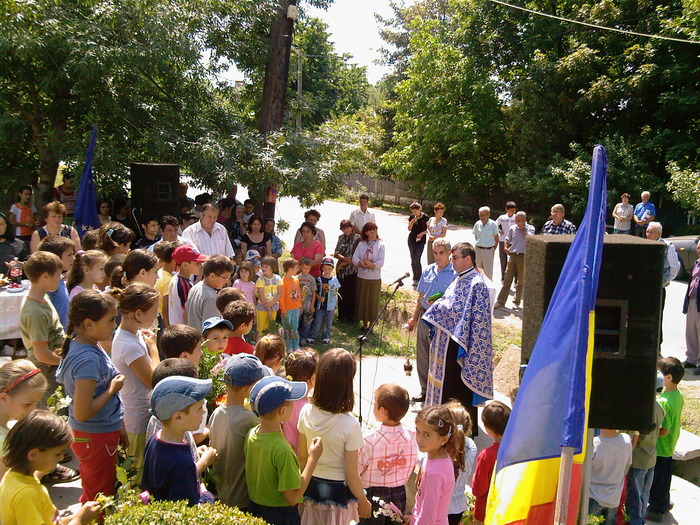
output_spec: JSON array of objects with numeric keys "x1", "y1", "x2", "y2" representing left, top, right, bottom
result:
[
  {"x1": 70, "y1": 227, "x2": 82, "y2": 252},
  {"x1": 29, "y1": 230, "x2": 41, "y2": 253},
  {"x1": 282, "y1": 437, "x2": 323, "y2": 505},
  {"x1": 72, "y1": 375, "x2": 124, "y2": 422},
  {"x1": 32, "y1": 341, "x2": 61, "y2": 365},
  {"x1": 407, "y1": 294, "x2": 424, "y2": 332},
  {"x1": 345, "y1": 449, "x2": 371, "y2": 518}
]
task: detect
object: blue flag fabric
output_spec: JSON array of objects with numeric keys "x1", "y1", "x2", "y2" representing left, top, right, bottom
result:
[
  {"x1": 74, "y1": 126, "x2": 100, "y2": 237},
  {"x1": 496, "y1": 145, "x2": 607, "y2": 473}
]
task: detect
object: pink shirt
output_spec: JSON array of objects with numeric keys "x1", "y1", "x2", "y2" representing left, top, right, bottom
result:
[
  {"x1": 291, "y1": 241, "x2": 325, "y2": 278},
  {"x1": 411, "y1": 457, "x2": 455, "y2": 525},
  {"x1": 359, "y1": 423, "x2": 417, "y2": 488},
  {"x1": 281, "y1": 397, "x2": 308, "y2": 454},
  {"x1": 233, "y1": 279, "x2": 256, "y2": 305}
]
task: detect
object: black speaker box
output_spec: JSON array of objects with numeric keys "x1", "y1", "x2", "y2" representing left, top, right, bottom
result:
[
  {"x1": 521, "y1": 234, "x2": 665, "y2": 431},
  {"x1": 130, "y1": 163, "x2": 180, "y2": 220}
]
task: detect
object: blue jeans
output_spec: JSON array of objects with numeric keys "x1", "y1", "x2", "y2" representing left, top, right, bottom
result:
[
  {"x1": 648, "y1": 455, "x2": 673, "y2": 514},
  {"x1": 408, "y1": 239, "x2": 425, "y2": 281},
  {"x1": 282, "y1": 308, "x2": 301, "y2": 350},
  {"x1": 613, "y1": 228, "x2": 632, "y2": 235},
  {"x1": 310, "y1": 309, "x2": 334, "y2": 342},
  {"x1": 249, "y1": 501, "x2": 300, "y2": 525},
  {"x1": 626, "y1": 466, "x2": 654, "y2": 525},
  {"x1": 299, "y1": 309, "x2": 314, "y2": 341},
  {"x1": 587, "y1": 498, "x2": 617, "y2": 525}
]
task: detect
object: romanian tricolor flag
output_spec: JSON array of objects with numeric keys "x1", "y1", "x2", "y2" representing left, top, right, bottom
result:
[{"x1": 485, "y1": 145, "x2": 607, "y2": 524}]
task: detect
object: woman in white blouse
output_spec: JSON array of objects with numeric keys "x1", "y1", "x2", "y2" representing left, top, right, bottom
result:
[
  {"x1": 426, "y1": 202, "x2": 448, "y2": 264},
  {"x1": 612, "y1": 193, "x2": 633, "y2": 234}
]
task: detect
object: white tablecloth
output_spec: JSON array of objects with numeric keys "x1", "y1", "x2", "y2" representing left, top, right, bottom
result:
[{"x1": 0, "y1": 287, "x2": 28, "y2": 340}]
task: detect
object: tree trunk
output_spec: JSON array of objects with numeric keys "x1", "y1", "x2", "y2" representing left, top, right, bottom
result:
[{"x1": 257, "y1": 0, "x2": 296, "y2": 220}]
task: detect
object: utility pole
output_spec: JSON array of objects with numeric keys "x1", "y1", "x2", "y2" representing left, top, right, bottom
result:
[
  {"x1": 257, "y1": 0, "x2": 298, "y2": 221},
  {"x1": 258, "y1": 0, "x2": 298, "y2": 134},
  {"x1": 296, "y1": 50, "x2": 304, "y2": 132}
]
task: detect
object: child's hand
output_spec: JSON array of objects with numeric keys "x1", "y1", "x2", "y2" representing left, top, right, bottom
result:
[
  {"x1": 308, "y1": 436, "x2": 323, "y2": 462},
  {"x1": 119, "y1": 424, "x2": 129, "y2": 450},
  {"x1": 74, "y1": 500, "x2": 101, "y2": 524},
  {"x1": 200, "y1": 446, "x2": 218, "y2": 467},
  {"x1": 109, "y1": 374, "x2": 125, "y2": 395},
  {"x1": 358, "y1": 497, "x2": 372, "y2": 519},
  {"x1": 140, "y1": 329, "x2": 157, "y2": 349}
]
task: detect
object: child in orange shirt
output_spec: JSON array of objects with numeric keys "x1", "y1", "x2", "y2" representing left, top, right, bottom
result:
[{"x1": 280, "y1": 258, "x2": 302, "y2": 350}]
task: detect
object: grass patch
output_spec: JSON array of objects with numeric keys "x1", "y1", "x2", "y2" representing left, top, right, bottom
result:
[
  {"x1": 679, "y1": 383, "x2": 700, "y2": 435},
  {"x1": 492, "y1": 319, "x2": 522, "y2": 362}
]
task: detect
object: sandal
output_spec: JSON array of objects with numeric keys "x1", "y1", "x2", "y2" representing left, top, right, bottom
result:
[{"x1": 41, "y1": 464, "x2": 80, "y2": 484}]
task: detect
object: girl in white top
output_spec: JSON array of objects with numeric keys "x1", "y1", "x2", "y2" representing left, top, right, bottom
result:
[
  {"x1": 297, "y1": 348, "x2": 371, "y2": 523},
  {"x1": 427, "y1": 202, "x2": 448, "y2": 264},
  {"x1": 110, "y1": 284, "x2": 160, "y2": 481},
  {"x1": 67, "y1": 250, "x2": 107, "y2": 300},
  {"x1": 612, "y1": 193, "x2": 634, "y2": 234}
]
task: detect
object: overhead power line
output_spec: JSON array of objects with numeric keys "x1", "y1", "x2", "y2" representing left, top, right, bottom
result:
[{"x1": 488, "y1": 0, "x2": 700, "y2": 45}]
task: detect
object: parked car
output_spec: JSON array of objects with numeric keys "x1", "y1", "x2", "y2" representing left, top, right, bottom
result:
[{"x1": 668, "y1": 234, "x2": 700, "y2": 279}]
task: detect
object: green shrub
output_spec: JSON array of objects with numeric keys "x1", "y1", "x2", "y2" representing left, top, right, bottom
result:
[{"x1": 104, "y1": 500, "x2": 267, "y2": 525}]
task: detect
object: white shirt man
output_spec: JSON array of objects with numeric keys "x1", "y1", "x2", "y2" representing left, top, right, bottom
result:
[
  {"x1": 181, "y1": 204, "x2": 234, "y2": 257},
  {"x1": 349, "y1": 195, "x2": 376, "y2": 236},
  {"x1": 472, "y1": 206, "x2": 500, "y2": 280}
]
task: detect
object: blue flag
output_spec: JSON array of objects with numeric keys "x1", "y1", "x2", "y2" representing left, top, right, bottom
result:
[{"x1": 74, "y1": 126, "x2": 100, "y2": 237}]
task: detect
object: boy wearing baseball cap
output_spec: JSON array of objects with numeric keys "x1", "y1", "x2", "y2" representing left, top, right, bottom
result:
[
  {"x1": 168, "y1": 245, "x2": 206, "y2": 325},
  {"x1": 308, "y1": 257, "x2": 341, "y2": 345},
  {"x1": 245, "y1": 376, "x2": 324, "y2": 525},
  {"x1": 141, "y1": 376, "x2": 219, "y2": 506},
  {"x1": 209, "y1": 354, "x2": 269, "y2": 510}
]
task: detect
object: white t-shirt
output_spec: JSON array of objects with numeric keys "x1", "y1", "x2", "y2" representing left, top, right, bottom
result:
[
  {"x1": 590, "y1": 432, "x2": 633, "y2": 508},
  {"x1": 167, "y1": 274, "x2": 188, "y2": 326},
  {"x1": 111, "y1": 327, "x2": 152, "y2": 434},
  {"x1": 297, "y1": 404, "x2": 364, "y2": 480}
]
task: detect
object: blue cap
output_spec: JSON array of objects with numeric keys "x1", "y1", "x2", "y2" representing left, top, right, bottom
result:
[
  {"x1": 249, "y1": 376, "x2": 307, "y2": 416},
  {"x1": 224, "y1": 354, "x2": 269, "y2": 387},
  {"x1": 150, "y1": 376, "x2": 212, "y2": 420},
  {"x1": 202, "y1": 316, "x2": 233, "y2": 333},
  {"x1": 321, "y1": 257, "x2": 334, "y2": 266},
  {"x1": 246, "y1": 249, "x2": 261, "y2": 261}
]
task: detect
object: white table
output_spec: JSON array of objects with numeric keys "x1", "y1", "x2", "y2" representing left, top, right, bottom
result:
[{"x1": 0, "y1": 287, "x2": 28, "y2": 340}]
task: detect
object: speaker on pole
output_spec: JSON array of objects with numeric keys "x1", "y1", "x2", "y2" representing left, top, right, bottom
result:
[
  {"x1": 521, "y1": 234, "x2": 665, "y2": 431},
  {"x1": 130, "y1": 163, "x2": 180, "y2": 221}
]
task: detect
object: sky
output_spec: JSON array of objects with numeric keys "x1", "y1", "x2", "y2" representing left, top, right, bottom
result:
[{"x1": 306, "y1": 0, "x2": 404, "y2": 84}]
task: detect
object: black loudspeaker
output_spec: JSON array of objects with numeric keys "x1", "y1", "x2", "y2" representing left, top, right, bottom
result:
[
  {"x1": 521, "y1": 234, "x2": 665, "y2": 431},
  {"x1": 130, "y1": 163, "x2": 180, "y2": 220}
]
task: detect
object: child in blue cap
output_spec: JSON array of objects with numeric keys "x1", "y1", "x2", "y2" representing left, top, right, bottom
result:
[
  {"x1": 141, "y1": 376, "x2": 218, "y2": 505},
  {"x1": 245, "y1": 376, "x2": 323, "y2": 525}
]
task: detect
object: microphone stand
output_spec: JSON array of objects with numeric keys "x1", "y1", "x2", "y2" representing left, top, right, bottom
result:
[{"x1": 357, "y1": 278, "x2": 406, "y2": 424}]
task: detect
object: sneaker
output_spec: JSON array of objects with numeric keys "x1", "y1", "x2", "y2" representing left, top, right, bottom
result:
[
  {"x1": 513, "y1": 301, "x2": 520, "y2": 308},
  {"x1": 683, "y1": 361, "x2": 697, "y2": 368},
  {"x1": 322, "y1": 339, "x2": 331, "y2": 344},
  {"x1": 307, "y1": 339, "x2": 315, "y2": 345},
  {"x1": 42, "y1": 465, "x2": 80, "y2": 484},
  {"x1": 693, "y1": 367, "x2": 700, "y2": 376}
]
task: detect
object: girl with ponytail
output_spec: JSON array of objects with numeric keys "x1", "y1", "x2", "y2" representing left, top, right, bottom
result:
[{"x1": 67, "y1": 250, "x2": 107, "y2": 299}]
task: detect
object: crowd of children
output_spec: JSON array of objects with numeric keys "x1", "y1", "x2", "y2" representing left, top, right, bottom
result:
[{"x1": 0, "y1": 187, "x2": 692, "y2": 524}]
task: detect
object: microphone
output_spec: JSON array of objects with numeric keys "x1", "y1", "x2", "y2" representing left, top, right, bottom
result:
[{"x1": 389, "y1": 272, "x2": 411, "y2": 286}]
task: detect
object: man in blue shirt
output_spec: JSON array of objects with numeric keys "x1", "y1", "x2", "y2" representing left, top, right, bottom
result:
[
  {"x1": 633, "y1": 191, "x2": 656, "y2": 238},
  {"x1": 407, "y1": 238, "x2": 457, "y2": 402}
]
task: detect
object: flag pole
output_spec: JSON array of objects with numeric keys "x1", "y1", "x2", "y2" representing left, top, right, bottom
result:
[
  {"x1": 554, "y1": 446, "x2": 575, "y2": 525},
  {"x1": 578, "y1": 429, "x2": 595, "y2": 525}
]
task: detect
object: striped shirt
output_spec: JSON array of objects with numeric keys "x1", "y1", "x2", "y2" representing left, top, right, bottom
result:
[
  {"x1": 359, "y1": 423, "x2": 417, "y2": 488},
  {"x1": 181, "y1": 221, "x2": 234, "y2": 257}
]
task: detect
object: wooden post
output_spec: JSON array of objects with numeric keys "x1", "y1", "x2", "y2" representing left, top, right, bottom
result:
[{"x1": 554, "y1": 446, "x2": 575, "y2": 525}]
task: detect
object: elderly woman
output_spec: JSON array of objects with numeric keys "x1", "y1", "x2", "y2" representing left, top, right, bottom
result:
[
  {"x1": 29, "y1": 201, "x2": 82, "y2": 253},
  {"x1": 264, "y1": 218, "x2": 284, "y2": 260},
  {"x1": 426, "y1": 202, "x2": 448, "y2": 264},
  {"x1": 353, "y1": 222, "x2": 385, "y2": 330},
  {"x1": 0, "y1": 212, "x2": 29, "y2": 275},
  {"x1": 241, "y1": 214, "x2": 272, "y2": 257},
  {"x1": 612, "y1": 193, "x2": 633, "y2": 234},
  {"x1": 334, "y1": 219, "x2": 360, "y2": 322},
  {"x1": 291, "y1": 221, "x2": 325, "y2": 278},
  {"x1": 293, "y1": 209, "x2": 326, "y2": 250}
]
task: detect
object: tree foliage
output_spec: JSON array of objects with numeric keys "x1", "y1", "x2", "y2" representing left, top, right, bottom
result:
[{"x1": 379, "y1": 0, "x2": 700, "y2": 221}]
